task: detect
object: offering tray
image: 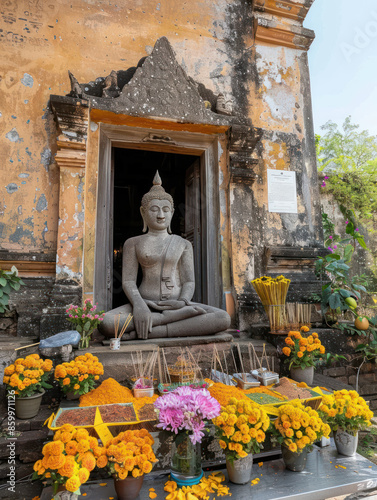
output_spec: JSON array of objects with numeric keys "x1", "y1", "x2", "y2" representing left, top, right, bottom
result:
[
  {"x1": 252, "y1": 368, "x2": 279, "y2": 386},
  {"x1": 211, "y1": 369, "x2": 236, "y2": 386},
  {"x1": 233, "y1": 373, "x2": 260, "y2": 389}
]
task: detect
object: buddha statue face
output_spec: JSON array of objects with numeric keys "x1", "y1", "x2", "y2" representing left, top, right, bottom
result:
[{"x1": 141, "y1": 198, "x2": 174, "y2": 232}]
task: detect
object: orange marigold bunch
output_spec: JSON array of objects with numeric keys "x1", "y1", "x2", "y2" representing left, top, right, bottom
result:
[
  {"x1": 283, "y1": 329, "x2": 325, "y2": 370},
  {"x1": 32, "y1": 424, "x2": 99, "y2": 495},
  {"x1": 103, "y1": 428, "x2": 157, "y2": 479},
  {"x1": 3, "y1": 354, "x2": 53, "y2": 397},
  {"x1": 54, "y1": 353, "x2": 104, "y2": 397}
]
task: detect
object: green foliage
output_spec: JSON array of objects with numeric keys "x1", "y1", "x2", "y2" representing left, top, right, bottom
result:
[
  {"x1": 0, "y1": 266, "x2": 24, "y2": 314},
  {"x1": 354, "y1": 316, "x2": 377, "y2": 362},
  {"x1": 315, "y1": 215, "x2": 369, "y2": 321},
  {"x1": 317, "y1": 117, "x2": 377, "y2": 224}
]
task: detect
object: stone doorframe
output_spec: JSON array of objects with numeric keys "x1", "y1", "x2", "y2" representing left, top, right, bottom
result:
[{"x1": 85, "y1": 117, "x2": 231, "y2": 313}]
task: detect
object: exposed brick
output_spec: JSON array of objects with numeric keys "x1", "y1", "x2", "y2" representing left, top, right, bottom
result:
[
  {"x1": 333, "y1": 376, "x2": 349, "y2": 385},
  {"x1": 349, "y1": 373, "x2": 377, "y2": 386},
  {"x1": 323, "y1": 367, "x2": 346, "y2": 377},
  {"x1": 369, "y1": 400, "x2": 377, "y2": 410},
  {"x1": 0, "y1": 460, "x2": 33, "y2": 480},
  {"x1": 0, "y1": 429, "x2": 48, "y2": 459},
  {"x1": 359, "y1": 384, "x2": 377, "y2": 396}
]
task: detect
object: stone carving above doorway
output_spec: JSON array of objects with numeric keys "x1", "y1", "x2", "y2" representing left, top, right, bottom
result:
[{"x1": 67, "y1": 37, "x2": 233, "y2": 125}]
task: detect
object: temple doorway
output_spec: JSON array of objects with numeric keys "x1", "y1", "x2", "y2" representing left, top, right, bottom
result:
[{"x1": 112, "y1": 147, "x2": 202, "y2": 309}]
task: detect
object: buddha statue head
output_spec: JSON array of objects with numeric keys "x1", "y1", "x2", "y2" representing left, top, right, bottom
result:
[{"x1": 140, "y1": 171, "x2": 174, "y2": 233}]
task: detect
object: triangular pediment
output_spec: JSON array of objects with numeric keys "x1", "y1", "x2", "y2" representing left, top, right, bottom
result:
[
  {"x1": 62, "y1": 37, "x2": 231, "y2": 126},
  {"x1": 109, "y1": 37, "x2": 228, "y2": 124}
]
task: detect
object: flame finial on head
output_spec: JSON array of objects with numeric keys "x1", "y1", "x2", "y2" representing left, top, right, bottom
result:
[{"x1": 141, "y1": 171, "x2": 174, "y2": 209}]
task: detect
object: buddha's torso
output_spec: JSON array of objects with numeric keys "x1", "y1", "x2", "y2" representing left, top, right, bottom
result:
[{"x1": 133, "y1": 234, "x2": 183, "y2": 301}]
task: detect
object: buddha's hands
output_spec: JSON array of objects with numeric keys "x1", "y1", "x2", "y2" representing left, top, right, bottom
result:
[
  {"x1": 152, "y1": 300, "x2": 186, "y2": 311},
  {"x1": 133, "y1": 302, "x2": 153, "y2": 339}
]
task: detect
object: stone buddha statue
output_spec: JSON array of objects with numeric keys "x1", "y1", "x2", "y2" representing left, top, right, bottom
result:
[{"x1": 100, "y1": 171, "x2": 231, "y2": 339}]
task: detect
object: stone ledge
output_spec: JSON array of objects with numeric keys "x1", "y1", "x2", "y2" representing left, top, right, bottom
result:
[{"x1": 101, "y1": 331, "x2": 233, "y2": 348}]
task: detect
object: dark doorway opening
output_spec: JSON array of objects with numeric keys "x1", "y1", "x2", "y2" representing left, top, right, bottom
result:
[{"x1": 112, "y1": 147, "x2": 202, "y2": 309}]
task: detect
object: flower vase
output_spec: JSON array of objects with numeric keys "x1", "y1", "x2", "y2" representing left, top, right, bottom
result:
[
  {"x1": 170, "y1": 431, "x2": 203, "y2": 487},
  {"x1": 113, "y1": 475, "x2": 144, "y2": 500},
  {"x1": 226, "y1": 453, "x2": 253, "y2": 484},
  {"x1": 53, "y1": 485, "x2": 78, "y2": 500},
  {"x1": 15, "y1": 390, "x2": 44, "y2": 419},
  {"x1": 290, "y1": 366, "x2": 314, "y2": 385},
  {"x1": 78, "y1": 334, "x2": 91, "y2": 350},
  {"x1": 281, "y1": 445, "x2": 308, "y2": 472},
  {"x1": 334, "y1": 429, "x2": 358, "y2": 457}
]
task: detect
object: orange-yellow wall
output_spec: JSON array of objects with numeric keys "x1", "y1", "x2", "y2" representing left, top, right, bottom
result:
[{"x1": 0, "y1": 0, "x2": 320, "y2": 321}]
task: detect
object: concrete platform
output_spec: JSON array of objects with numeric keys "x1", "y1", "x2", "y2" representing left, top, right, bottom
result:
[{"x1": 39, "y1": 444, "x2": 377, "y2": 500}]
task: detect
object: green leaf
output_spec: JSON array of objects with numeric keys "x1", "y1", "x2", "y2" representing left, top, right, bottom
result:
[
  {"x1": 339, "y1": 289, "x2": 351, "y2": 298},
  {"x1": 0, "y1": 277, "x2": 6, "y2": 286},
  {"x1": 84, "y1": 321, "x2": 91, "y2": 332},
  {"x1": 346, "y1": 221, "x2": 354, "y2": 234},
  {"x1": 329, "y1": 293, "x2": 341, "y2": 310}
]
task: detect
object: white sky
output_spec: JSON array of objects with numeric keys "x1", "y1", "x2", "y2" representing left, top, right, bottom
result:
[{"x1": 306, "y1": 0, "x2": 377, "y2": 136}]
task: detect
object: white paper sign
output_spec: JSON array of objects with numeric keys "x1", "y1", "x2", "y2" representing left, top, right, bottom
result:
[{"x1": 267, "y1": 169, "x2": 298, "y2": 214}]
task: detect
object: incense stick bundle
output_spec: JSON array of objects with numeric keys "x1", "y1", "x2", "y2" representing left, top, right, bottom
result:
[
  {"x1": 251, "y1": 275, "x2": 290, "y2": 333},
  {"x1": 114, "y1": 313, "x2": 133, "y2": 340}
]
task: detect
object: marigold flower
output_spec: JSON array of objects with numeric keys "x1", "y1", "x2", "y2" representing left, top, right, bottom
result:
[
  {"x1": 66, "y1": 475, "x2": 81, "y2": 493},
  {"x1": 78, "y1": 467, "x2": 90, "y2": 484}
]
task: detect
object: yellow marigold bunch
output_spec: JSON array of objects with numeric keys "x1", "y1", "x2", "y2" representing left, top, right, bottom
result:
[
  {"x1": 318, "y1": 389, "x2": 373, "y2": 433},
  {"x1": 213, "y1": 397, "x2": 270, "y2": 461},
  {"x1": 3, "y1": 354, "x2": 53, "y2": 397},
  {"x1": 272, "y1": 402, "x2": 330, "y2": 453},
  {"x1": 103, "y1": 428, "x2": 157, "y2": 479},
  {"x1": 207, "y1": 382, "x2": 249, "y2": 407},
  {"x1": 54, "y1": 353, "x2": 104, "y2": 397},
  {"x1": 33, "y1": 424, "x2": 99, "y2": 495},
  {"x1": 283, "y1": 330, "x2": 325, "y2": 370}
]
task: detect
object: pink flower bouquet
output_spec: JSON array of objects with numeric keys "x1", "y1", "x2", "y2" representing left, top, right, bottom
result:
[{"x1": 154, "y1": 386, "x2": 220, "y2": 444}]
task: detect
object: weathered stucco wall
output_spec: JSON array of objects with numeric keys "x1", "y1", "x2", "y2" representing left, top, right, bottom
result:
[
  {"x1": 0, "y1": 0, "x2": 322, "y2": 336},
  {"x1": 0, "y1": 0, "x2": 248, "y2": 264}
]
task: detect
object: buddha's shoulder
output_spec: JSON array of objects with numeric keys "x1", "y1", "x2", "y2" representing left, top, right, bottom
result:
[{"x1": 123, "y1": 235, "x2": 144, "y2": 248}]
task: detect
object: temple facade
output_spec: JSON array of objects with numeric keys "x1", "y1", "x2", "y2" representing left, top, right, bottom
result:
[{"x1": 0, "y1": 0, "x2": 324, "y2": 338}]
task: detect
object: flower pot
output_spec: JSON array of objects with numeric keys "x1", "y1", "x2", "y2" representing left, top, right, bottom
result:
[
  {"x1": 133, "y1": 387, "x2": 154, "y2": 398},
  {"x1": 65, "y1": 390, "x2": 80, "y2": 401},
  {"x1": 114, "y1": 475, "x2": 144, "y2": 500},
  {"x1": 170, "y1": 431, "x2": 203, "y2": 487},
  {"x1": 290, "y1": 366, "x2": 314, "y2": 385},
  {"x1": 15, "y1": 390, "x2": 44, "y2": 419},
  {"x1": 226, "y1": 453, "x2": 253, "y2": 484},
  {"x1": 281, "y1": 445, "x2": 308, "y2": 472},
  {"x1": 334, "y1": 429, "x2": 358, "y2": 457}
]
